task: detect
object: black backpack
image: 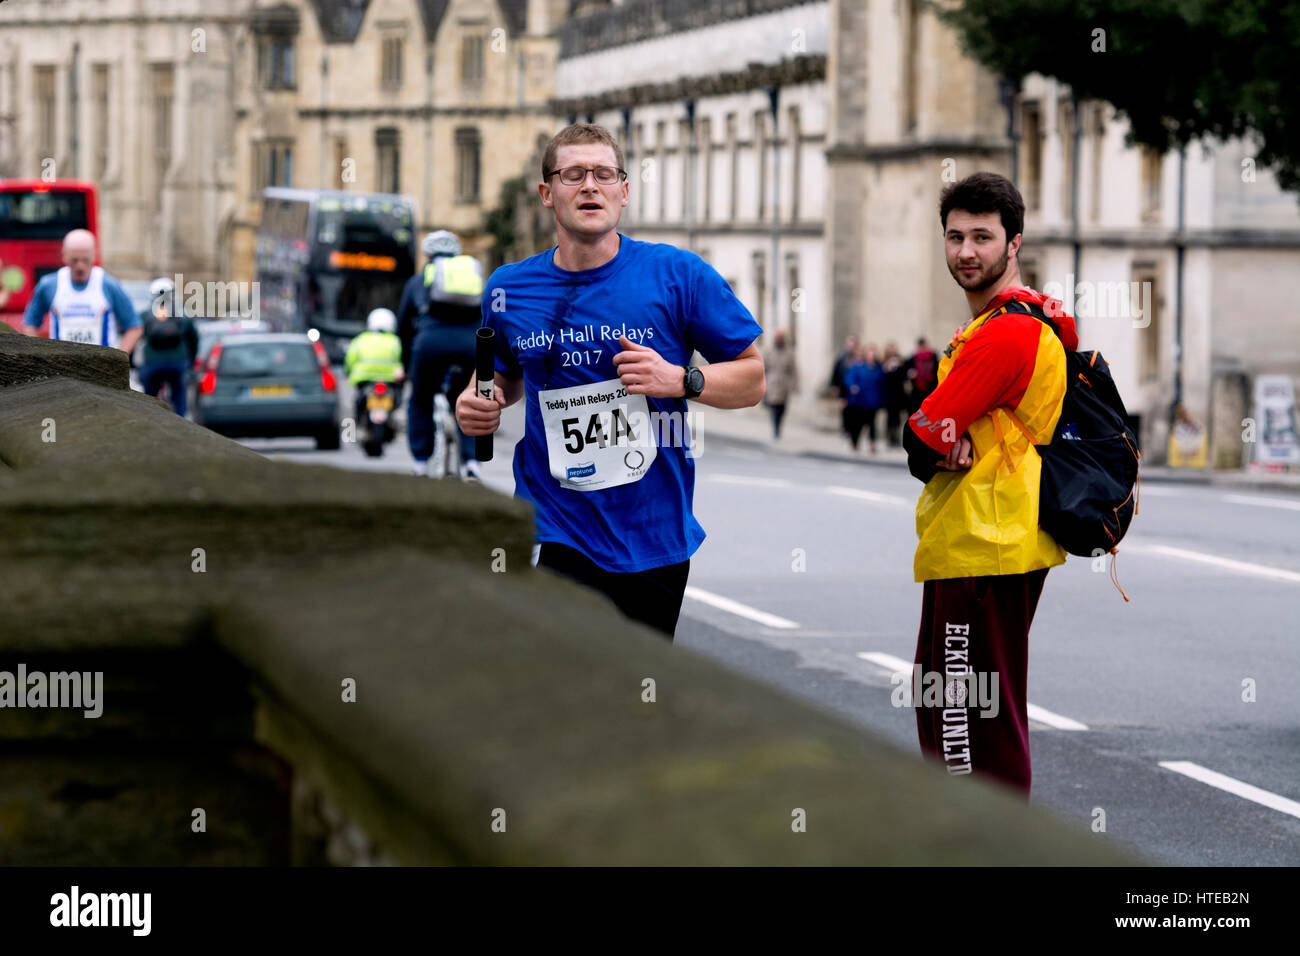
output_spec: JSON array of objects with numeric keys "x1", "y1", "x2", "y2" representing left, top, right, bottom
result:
[
  {"x1": 146, "y1": 317, "x2": 183, "y2": 351},
  {"x1": 992, "y1": 299, "x2": 1141, "y2": 559}
]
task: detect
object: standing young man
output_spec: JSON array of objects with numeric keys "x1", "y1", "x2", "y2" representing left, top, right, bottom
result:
[
  {"x1": 902, "y1": 172, "x2": 1078, "y2": 794},
  {"x1": 457, "y1": 123, "x2": 765, "y2": 640}
]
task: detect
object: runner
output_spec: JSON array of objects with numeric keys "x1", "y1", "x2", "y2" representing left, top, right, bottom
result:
[
  {"x1": 903, "y1": 172, "x2": 1078, "y2": 795},
  {"x1": 456, "y1": 123, "x2": 765, "y2": 639},
  {"x1": 21, "y1": 229, "x2": 142, "y2": 353}
]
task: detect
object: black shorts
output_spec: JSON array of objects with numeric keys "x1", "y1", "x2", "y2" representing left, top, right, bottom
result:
[{"x1": 536, "y1": 542, "x2": 690, "y2": 641}]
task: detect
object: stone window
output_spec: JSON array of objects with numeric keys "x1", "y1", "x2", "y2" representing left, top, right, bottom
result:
[
  {"x1": 461, "y1": 34, "x2": 485, "y2": 93},
  {"x1": 376, "y1": 128, "x2": 400, "y2": 194},
  {"x1": 151, "y1": 64, "x2": 174, "y2": 202},
  {"x1": 1140, "y1": 146, "x2": 1162, "y2": 224},
  {"x1": 1019, "y1": 99, "x2": 1042, "y2": 212},
  {"x1": 455, "y1": 127, "x2": 481, "y2": 203},
  {"x1": 92, "y1": 64, "x2": 110, "y2": 181},
  {"x1": 34, "y1": 66, "x2": 56, "y2": 171},
  {"x1": 381, "y1": 36, "x2": 403, "y2": 91},
  {"x1": 259, "y1": 37, "x2": 295, "y2": 90}
]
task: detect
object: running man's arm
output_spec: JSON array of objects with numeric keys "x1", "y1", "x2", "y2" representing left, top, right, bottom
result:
[
  {"x1": 104, "y1": 277, "x2": 143, "y2": 353},
  {"x1": 20, "y1": 275, "x2": 57, "y2": 336},
  {"x1": 613, "y1": 336, "x2": 765, "y2": 408},
  {"x1": 456, "y1": 371, "x2": 522, "y2": 436}
]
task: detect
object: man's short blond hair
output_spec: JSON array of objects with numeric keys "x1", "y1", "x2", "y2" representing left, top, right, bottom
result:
[{"x1": 541, "y1": 123, "x2": 625, "y2": 182}]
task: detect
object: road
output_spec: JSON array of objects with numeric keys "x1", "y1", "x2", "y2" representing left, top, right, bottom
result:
[{"x1": 236, "y1": 385, "x2": 1300, "y2": 866}]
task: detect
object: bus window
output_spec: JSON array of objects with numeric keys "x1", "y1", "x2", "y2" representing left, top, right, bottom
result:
[{"x1": 0, "y1": 191, "x2": 90, "y2": 241}]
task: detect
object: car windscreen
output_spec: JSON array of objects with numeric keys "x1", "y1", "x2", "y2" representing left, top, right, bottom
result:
[{"x1": 217, "y1": 342, "x2": 317, "y2": 378}]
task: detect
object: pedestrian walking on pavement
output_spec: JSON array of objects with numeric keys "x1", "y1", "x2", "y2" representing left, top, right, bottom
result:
[
  {"x1": 902, "y1": 171, "x2": 1077, "y2": 795},
  {"x1": 843, "y1": 345, "x2": 886, "y2": 453},
  {"x1": 762, "y1": 328, "x2": 798, "y2": 439},
  {"x1": 456, "y1": 123, "x2": 765, "y2": 640},
  {"x1": 882, "y1": 341, "x2": 908, "y2": 447},
  {"x1": 828, "y1": 333, "x2": 858, "y2": 436},
  {"x1": 906, "y1": 337, "x2": 938, "y2": 413}
]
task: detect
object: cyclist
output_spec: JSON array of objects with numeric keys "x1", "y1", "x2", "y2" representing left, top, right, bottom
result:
[
  {"x1": 399, "y1": 230, "x2": 484, "y2": 478},
  {"x1": 345, "y1": 308, "x2": 405, "y2": 428},
  {"x1": 138, "y1": 276, "x2": 198, "y2": 416}
]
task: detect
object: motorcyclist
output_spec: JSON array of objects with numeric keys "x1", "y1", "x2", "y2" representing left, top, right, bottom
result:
[
  {"x1": 399, "y1": 230, "x2": 484, "y2": 478},
  {"x1": 345, "y1": 307, "x2": 405, "y2": 433}
]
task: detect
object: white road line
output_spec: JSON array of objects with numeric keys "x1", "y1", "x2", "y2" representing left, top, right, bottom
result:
[
  {"x1": 683, "y1": 587, "x2": 800, "y2": 629},
  {"x1": 1127, "y1": 542, "x2": 1300, "y2": 585},
  {"x1": 707, "y1": 474, "x2": 793, "y2": 488},
  {"x1": 1025, "y1": 704, "x2": 1090, "y2": 731},
  {"x1": 855, "y1": 652, "x2": 1089, "y2": 730},
  {"x1": 1223, "y1": 493, "x2": 1300, "y2": 512},
  {"x1": 1159, "y1": 761, "x2": 1300, "y2": 820},
  {"x1": 827, "y1": 486, "x2": 911, "y2": 507}
]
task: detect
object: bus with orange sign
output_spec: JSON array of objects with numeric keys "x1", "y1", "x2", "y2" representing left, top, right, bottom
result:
[
  {"x1": 0, "y1": 180, "x2": 100, "y2": 334},
  {"x1": 255, "y1": 188, "x2": 416, "y2": 362}
]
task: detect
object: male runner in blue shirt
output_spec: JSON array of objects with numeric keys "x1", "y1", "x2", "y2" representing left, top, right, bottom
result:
[
  {"x1": 22, "y1": 229, "x2": 142, "y2": 353},
  {"x1": 457, "y1": 123, "x2": 766, "y2": 639}
]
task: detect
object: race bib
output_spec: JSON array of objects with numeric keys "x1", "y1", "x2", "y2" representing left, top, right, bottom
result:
[
  {"x1": 539, "y1": 378, "x2": 658, "y2": 492},
  {"x1": 58, "y1": 316, "x2": 99, "y2": 345}
]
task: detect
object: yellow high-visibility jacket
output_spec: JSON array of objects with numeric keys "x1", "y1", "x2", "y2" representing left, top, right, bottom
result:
[{"x1": 909, "y1": 288, "x2": 1078, "y2": 582}]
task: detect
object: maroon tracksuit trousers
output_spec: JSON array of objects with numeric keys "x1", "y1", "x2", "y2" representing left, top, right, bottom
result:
[{"x1": 913, "y1": 569, "x2": 1049, "y2": 795}]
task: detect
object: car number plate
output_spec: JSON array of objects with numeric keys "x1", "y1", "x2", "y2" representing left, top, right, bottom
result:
[{"x1": 250, "y1": 385, "x2": 293, "y2": 398}]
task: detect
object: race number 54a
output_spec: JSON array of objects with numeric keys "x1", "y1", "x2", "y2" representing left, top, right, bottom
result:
[{"x1": 562, "y1": 406, "x2": 638, "y2": 453}]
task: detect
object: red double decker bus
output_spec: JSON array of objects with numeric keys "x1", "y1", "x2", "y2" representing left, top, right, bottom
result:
[{"x1": 0, "y1": 180, "x2": 100, "y2": 334}]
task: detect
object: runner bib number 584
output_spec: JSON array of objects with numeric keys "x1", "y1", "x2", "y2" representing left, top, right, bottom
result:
[{"x1": 539, "y1": 378, "x2": 657, "y2": 491}]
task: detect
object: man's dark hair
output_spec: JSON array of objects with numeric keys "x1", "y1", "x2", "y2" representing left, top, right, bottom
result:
[{"x1": 939, "y1": 172, "x2": 1025, "y2": 242}]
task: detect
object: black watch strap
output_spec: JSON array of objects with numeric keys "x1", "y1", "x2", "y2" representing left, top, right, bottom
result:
[{"x1": 684, "y1": 365, "x2": 705, "y2": 399}]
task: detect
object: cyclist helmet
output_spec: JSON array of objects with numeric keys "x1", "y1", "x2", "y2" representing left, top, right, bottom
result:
[
  {"x1": 366, "y1": 308, "x2": 397, "y2": 334},
  {"x1": 421, "y1": 230, "x2": 461, "y2": 259}
]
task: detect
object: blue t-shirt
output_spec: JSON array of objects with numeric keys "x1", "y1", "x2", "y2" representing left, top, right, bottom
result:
[
  {"x1": 483, "y1": 235, "x2": 761, "y2": 573},
  {"x1": 23, "y1": 270, "x2": 141, "y2": 336}
]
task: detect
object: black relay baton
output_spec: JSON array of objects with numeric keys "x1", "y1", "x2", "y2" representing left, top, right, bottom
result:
[{"x1": 475, "y1": 327, "x2": 495, "y2": 462}]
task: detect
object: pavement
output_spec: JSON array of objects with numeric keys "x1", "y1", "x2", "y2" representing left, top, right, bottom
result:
[{"x1": 701, "y1": 404, "x2": 1300, "y2": 495}]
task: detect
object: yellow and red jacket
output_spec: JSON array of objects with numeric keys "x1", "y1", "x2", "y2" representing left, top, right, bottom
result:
[{"x1": 904, "y1": 287, "x2": 1078, "y2": 582}]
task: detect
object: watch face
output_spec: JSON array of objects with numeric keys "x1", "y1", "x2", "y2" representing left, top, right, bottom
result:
[{"x1": 686, "y1": 367, "x2": 705, "y2": 396}]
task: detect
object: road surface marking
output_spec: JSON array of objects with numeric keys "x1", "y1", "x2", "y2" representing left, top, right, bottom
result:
[
  {"x1": 1159, "y1": 761, "x2": 1300, "y2": 820},
  {"x1": 827, "y1": 486, "x2": 911, "y2": 506},
  {"x1": 683, "y1": 587, "x2": 800, "y2": 629},
  {"x1": 1026, "y1": 704, "x2": 1090, "y2": 731},
  {"x1": 1128, "y1": 542, "x2": 1300, "y2": 585},
  {"x1": 855, "y1": 652, "x2": 1089, "y2": 730},
  {"x1": 1223, "y1": 493, "x2": 1300, "y2": 512},
  {"x1": 707, "y1": 474, "x2": 793, "y2": 488}
]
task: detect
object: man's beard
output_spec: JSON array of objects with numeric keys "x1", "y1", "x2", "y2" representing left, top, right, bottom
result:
[{"x1": 950, "y1": 245, "x2": 1010, "y2": 292}]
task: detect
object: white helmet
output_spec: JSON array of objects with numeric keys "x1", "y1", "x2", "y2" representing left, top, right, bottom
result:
[
  {"x1": 421, "y1": 230, "x2": 461, "y2": 258},
  {"x1": 149, "y1": 276, "x2": 175, "y2": 297},
  {"x1": 366, "y1": 308, "x2": 397, "y2": 334}
]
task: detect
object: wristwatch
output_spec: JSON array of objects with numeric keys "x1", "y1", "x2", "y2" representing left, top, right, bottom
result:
[{"x1": 683, "y1": 365, "x2": 705, "y2": 399}]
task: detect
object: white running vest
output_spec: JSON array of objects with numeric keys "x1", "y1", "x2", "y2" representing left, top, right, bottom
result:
[{"x1": 50, "y1": 266, "x2": 115, "y2": 347}]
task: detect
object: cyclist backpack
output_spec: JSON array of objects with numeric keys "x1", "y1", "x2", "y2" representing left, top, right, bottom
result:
[
  {"x1": 992, "y1": 299, "x2": 1141, "y2": 561},
  {"x1": 146, "y1": 317, "x2": 183, "y2": 351},
  {"x1": 423, "y1": 254, "x2": 484, "y2": 321}
]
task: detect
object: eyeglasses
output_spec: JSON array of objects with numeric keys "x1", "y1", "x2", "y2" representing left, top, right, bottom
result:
[{"x1": 544, "y1": 165, "x2": 627, "y2": 186}]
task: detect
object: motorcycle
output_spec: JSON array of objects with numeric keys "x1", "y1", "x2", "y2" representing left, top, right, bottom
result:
[{"x1": 357, "y1": 380, "x2": 400, "y2": 458}]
